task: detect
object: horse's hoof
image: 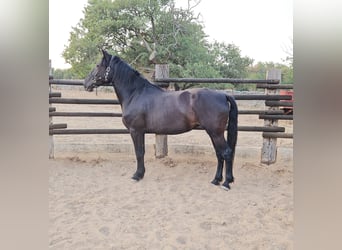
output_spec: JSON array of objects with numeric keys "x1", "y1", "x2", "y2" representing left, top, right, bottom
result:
[
  {"x1": 222, "y1": 181, "x2": 231, "y2": 190},
  {"x1": 131, "y1": 177, "x2": 139, "y2": 182},
  {"x1": 132, "y1": 173, "x2": 144, "y2": 181},
  {"x1": 211, "y1": 179, "x2": 221, "y2": 186},
  {"x1": 131, "y1": 176, "x2": 140, "y2": 181}
]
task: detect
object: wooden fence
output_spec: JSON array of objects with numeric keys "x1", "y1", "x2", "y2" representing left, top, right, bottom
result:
[{"x1": 49, "y1": 67, "x2": 293, "y2": 164}]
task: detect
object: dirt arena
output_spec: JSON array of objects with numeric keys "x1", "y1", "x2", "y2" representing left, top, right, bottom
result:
[{"x1": 49, "y1": 88, "x2": 293, "y2": 249}]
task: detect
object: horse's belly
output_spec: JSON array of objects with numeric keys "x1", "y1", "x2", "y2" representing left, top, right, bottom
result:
[
  {"x1": 147, "y1": 126, "x2": 194, "y2": 135},
  {"x1": 145, "y1": 111, "x2": 197, "y2": 134}
]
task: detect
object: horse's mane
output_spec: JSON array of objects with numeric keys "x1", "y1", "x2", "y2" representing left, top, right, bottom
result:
[{"x1": 111, "y1": 56, "x2": 163, "y2": 92}]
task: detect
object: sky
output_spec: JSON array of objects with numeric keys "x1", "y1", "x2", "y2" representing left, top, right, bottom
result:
[{"x1": 49, "y1": 0, "x2": 293, "y2": 69}]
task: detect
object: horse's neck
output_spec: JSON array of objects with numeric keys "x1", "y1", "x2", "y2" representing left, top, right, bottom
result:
[
  {"x1": 110, "y1": 61, "x2": 162, "y2": 106},
  {"x1": 112, "y1": 75, "x2": 145, "y2": 106}
]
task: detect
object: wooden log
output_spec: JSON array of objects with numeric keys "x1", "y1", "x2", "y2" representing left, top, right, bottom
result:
[
  {"x1": 261, "y1": 69, "x2": 281, "y2": 164},
  {"x1": 49, "y1": 126, "x2": 285, "y2": 135},
  {"x1": 49, "y1": 79, "x2": 112, "y2": 87},
  {"x1": 259, "y1": 114, "x2": 293, "y2": 120},
  {"x1": 262, "y1": 132, "x2": 293, "y2": 139},
  {"x1": 155, "y1": 134, "x2": 168, "y2": 158},
  {"x1": 154, "y1": 64, "x2": 169, "y2": 158},
  {"x1": 50, "y1": 129, "x2": 129, "y2": 135},
  {"x1": 49, "y1": 112, "x2": 122, "y2": 117},
  {"x1": 233, "y1": 95, "x2": 292, "y2": 100},
  {"x1": 49, "y1": 123, "x2": 67, "y2": 129},
  {"x1": 238, "y1": 110, "x2": 284, "y2": 115},
  {"x1": 49, "y1": 92, "x2": 62, "y2": 98},
  {"x1": 50, "y1": 97, "x2": 291, "y2": 106},
  {"x1": 154, "y1": 78, "x2": 279, "y2": 84},
  {"x1": 192, "y1": 125, "x2": 285, "y2": 132},
  {"x1": 265, "y1": 101, "x2": 293, "y2": 107},
  {"x1": 49, "y1": 98, "x2": 120, "y2": 105},
  {"x1": 49, "y1": 78, "x2": 284, "y2": 86},
  {"x1": 49, "y1": 79, "x2": 86, "y2": 86},
  {"x1": 48, "y1": 106, "x2": 283, "y2": 118},
  {"x1": 256, "y1": 84, "x2": 293, "y2": 89},
  {"x1": 237, "y1": 126, "x2": 285, "y2": 132}
]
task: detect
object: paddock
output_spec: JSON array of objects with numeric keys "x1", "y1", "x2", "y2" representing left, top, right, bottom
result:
[
  {"x1": 49, "y1": 86, "x2": 293, "y2": 161},
  {"x1": 49, "y1": 68, "x2": 293, "y2": 163},
  {"x1": 49, "y1": 89, "x2": 293, "y2": 250},
  {"x1": 49, "y1": 148, "x2": 293, "y2": 249},
  {"x1": 49, "y1": 65, "x2": 293, "y2": 248}
]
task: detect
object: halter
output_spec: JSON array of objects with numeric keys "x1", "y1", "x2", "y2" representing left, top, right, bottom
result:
[
  {"x1": 104, "y1": 56, "x2": 116, "y2": 82},
  {"x1": 104, "y1": 66, "x2": 111, "y2": 82}
]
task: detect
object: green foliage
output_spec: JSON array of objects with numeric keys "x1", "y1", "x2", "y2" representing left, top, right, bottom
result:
[
  {"x1": 52, "y1": 68, "x2": 79, "y2": 79},
  {"x1": 62, "y1": 0, "x2": 253, "y2": 86},
  {"x1": 247, "y1": 61, "x2": 293, "y2": 85},
  {"x1": 209, "y1": 42, "x2": 254, "y2": 78}
]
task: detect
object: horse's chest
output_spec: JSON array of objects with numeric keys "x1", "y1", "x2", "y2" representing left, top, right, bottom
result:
[{"x1": 122, "y1": 109, "x2": 146, "y2": 129}]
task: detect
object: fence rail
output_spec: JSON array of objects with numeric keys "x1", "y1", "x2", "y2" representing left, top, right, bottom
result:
[
  {"x1": 49, "y1": 68, "x2": 293, "y2": 164},
  {"x1": 49, "y1": 112, "x2": 123, "y2": 117},
  {"x1": 49, "y1": 78, "x2": 281, "y2": 86},
  {"x1": 154, "y1": 78, "x2": 280, "y2": 84},
  {"x1": 49, "y1": 125, "x2": 286, "y2": 135},
  {"x1": 49, "y1": 110, "x2": 289, "y2": 117},
  {"x1": 49, "y1": 95, "x2": 291, "y2": 105},
  {"x1": 256, "y1": 84, "x2": 293, "y2": 89},
  {"x1": 49, "y1": 98, "x2": 120, "y2": 105}
]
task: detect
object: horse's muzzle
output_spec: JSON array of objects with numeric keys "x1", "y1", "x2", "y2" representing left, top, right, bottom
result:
[
  {"x1": 85, "y1": 85, "x2": 94, "y2": 92},
  {"x1": 84, "y1": 78, "x2": 97, "y2": 92}
]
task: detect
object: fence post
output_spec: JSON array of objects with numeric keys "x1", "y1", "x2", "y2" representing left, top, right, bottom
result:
[
  {"x1": 154, "y1": 64, "x2": 169, "y2": 158},
  {"x1": 49, "y1": 60, "x2": 54, "y2": 159},
  {"x1": 261, "y1": 69, "x2": 281, "y2": 164}
]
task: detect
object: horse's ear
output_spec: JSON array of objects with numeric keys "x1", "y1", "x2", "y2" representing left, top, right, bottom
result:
[{"x1": 101, "y1": 49, "x2": 111, "y2": 64}]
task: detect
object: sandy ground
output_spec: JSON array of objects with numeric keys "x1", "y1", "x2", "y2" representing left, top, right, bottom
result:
[{"x1": 49, "y1": 88, "x2": 293, "y2": 249}]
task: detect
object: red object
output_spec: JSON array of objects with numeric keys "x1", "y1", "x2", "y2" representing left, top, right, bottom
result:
[{"x1": 279, "y1": 89, "x2": 293, "y2": 114}]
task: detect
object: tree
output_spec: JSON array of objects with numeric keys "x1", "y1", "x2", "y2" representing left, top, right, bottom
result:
[
  {"x1": 63, "y1": 0, "x2": 253, "y2": 87},
  {"x1": 281, "y1": 37, "x2": 293, "y2": 84},
  {"x1": 209, "y1": 42, "x2": 254, "y2": 78},
  {"x1": 247, "y1": 61, "x2": 293, "y2": 85},
  {"x1": 52, "y1": 68, "x2": 78, "y2": 79},
  {"x1": 63, "y1": 0, "x2": 205, "y2": 76},
  {"x1": 282, "y1": 37, "x2": 293, "y2": 67}
]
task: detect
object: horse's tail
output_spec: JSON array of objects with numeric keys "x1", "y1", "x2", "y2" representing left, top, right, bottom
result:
[{"x1": 226, "y1": 95, "x2": 238, "y2": 154}]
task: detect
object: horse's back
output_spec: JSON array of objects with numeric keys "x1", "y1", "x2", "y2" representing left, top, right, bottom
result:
[{"x1": 189, "y1": 88, "x2": 229, "y2": 111}]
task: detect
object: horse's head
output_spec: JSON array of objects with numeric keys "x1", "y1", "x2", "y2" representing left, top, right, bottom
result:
[{"x1": 84, "y1": 49, "x2": 112, "y2": 92}]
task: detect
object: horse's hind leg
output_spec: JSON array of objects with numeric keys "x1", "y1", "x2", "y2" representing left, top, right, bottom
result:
[
  {"x1": 222, "y1": 149, "x2": 234, "y2": 190},
  {"x1": 212, "y1": 150, "x2": 224, "y2": 185},
  {"x1": 207, "y1": 133, "x2": 227, "y2": 186},
  {"x1": 130, "y1": 130, "x2": 145, "y2": 181}
]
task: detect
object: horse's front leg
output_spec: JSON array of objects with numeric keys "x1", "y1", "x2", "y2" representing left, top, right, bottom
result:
[{"x1": 130, "y1": 130, "x2": 145, "y2": 181}]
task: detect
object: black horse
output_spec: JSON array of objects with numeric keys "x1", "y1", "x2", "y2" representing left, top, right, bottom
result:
[{"x1": 84, "y1": 50, "x2": 238, "y2": 190}]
